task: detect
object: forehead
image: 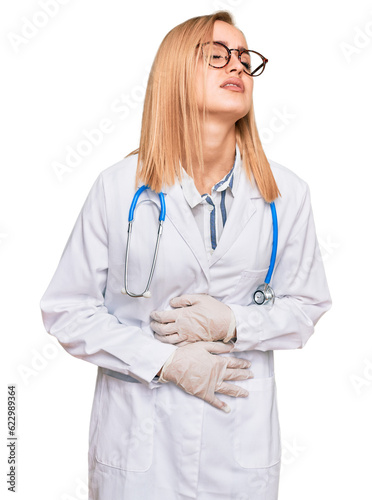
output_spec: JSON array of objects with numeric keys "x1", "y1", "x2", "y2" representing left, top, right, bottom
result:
[{"x1": 212, "y1": 20, "x2": 248, "y2": 49}]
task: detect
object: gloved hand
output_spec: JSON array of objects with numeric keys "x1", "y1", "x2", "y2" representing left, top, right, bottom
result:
[
  {"x1": 158, "y1": 341, "x2": 252, "y2": 412},
  {"x1": 150, "y1": 294, "x2": 236, "y2": 345}
]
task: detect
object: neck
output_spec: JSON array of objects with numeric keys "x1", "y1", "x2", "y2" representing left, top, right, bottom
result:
[{"x1": 192, "y1": 119, "x2": 237, "y2": 195}]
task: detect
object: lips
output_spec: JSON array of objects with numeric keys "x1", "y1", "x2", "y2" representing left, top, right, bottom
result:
[{"x1": 220, "y1": 77, "x2": 244, "y2": 92}]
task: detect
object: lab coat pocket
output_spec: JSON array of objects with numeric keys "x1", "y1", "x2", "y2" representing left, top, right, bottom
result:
[
  {"x1": 233, "y1": 376, "x2": 281, "y2": 469},
  {"x1": 95, "y1": 374, "x2": 155, "y2": 472},
  {"x1": 228, "y1": 268, "x2": 268, "y2": 304}
]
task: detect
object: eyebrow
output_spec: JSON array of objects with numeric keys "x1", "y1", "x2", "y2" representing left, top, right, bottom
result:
[{"x1": 214, "y1": 40, "x2": 248, "y2": 51}]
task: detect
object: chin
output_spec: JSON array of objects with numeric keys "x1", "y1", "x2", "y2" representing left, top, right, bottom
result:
[
  {"x1": 215, "y1": 106, "x2": 251, "y2": 121},
  {"x1": 207, "y1": 99, "x2": 251, "y2": 118}
]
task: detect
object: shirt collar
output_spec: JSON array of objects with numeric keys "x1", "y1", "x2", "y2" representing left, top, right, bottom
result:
[{"x1": 180, "y1": 144, "x2": 242, "y2": 209}]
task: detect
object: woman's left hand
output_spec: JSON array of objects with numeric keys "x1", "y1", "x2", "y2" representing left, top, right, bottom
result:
[{"x1": 150, "y1": 294, "x2": 236, "y2": 345}]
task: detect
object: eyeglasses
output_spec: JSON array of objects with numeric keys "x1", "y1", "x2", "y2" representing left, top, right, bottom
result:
[{"x1": 199, "y1": 41, "x2": 268, "y2": 77}]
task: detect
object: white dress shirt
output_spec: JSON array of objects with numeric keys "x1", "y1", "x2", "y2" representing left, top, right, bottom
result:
[{"x1": 180, "y1": 145, "x2": 242, "y2": 258}]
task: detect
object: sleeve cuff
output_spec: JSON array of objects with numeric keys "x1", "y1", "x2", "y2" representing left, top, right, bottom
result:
[
  {"x1": 226, "y1": 303, "x2": 263, "y2": 351},
  {"x1": 223, "y1": 308, "x2": 237, "y2": 343},
  {"x1": 127, "y1": 340, "x2": 178, "y2": 386}
]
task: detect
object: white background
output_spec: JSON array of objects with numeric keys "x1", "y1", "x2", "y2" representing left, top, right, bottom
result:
[{"x1": 1, "y1": 0, "x2": 371, "y2": 498}]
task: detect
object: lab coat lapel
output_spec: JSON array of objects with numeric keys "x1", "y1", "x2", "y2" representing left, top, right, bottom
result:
[
  {"x1": 208, "y1": 171, "x2": 262, "y2": 267},
  {"x1": 145, "y1": 183, "x2": 211, "y2": 282}
]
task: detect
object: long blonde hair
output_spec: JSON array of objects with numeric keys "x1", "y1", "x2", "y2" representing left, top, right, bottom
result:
[{"x1": 129, "y1": 11, "x2": 280, "y2": 203}]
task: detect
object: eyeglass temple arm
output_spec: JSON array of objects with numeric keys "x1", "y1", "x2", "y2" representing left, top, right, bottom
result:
[{"x1": 251, "y1": 58, "x2": 268, "y2": 76}]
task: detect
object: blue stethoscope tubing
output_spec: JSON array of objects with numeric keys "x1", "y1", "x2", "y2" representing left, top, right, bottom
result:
[
  {"x1": 121, "y1": 186, "x2": 166, "y2": 298},
  {"x1": 252, "y1": 202, "x2": 278, "y2": 305},
  {"x1": 128, "y1": 185, "x2": 166, "y2": 222},
  {"x1": 122, "y1": 185, "x2": 278, "y2": 304},
  {"x1": 265, "y1": 202, "x2": 278, "y2": 285}
]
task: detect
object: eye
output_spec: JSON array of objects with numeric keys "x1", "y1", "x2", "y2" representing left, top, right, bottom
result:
[
  {"x1": 240, "y1": 52, "x2": 252, "y2": 73},
  {"x1": 241, "y1": 61, "x2": 252, "y2": 72}
]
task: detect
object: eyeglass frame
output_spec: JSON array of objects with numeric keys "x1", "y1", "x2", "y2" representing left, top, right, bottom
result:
[{"x1": 198, "y1": 41, "x2": 268, "y2": 77}]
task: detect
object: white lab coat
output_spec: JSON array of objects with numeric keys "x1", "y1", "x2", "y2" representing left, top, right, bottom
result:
[{"x1": 40, "y1": 150, "x2": 331, "y2": 500}]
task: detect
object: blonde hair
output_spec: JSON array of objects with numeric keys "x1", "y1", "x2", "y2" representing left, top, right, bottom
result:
[{"x1": 129, "y1": 11, "x2": 280, "y2": 203}]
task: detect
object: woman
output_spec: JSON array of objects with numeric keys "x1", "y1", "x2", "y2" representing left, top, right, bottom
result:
[{"x1": 40, "y1": 11, "x2": 332, "y2": 500}]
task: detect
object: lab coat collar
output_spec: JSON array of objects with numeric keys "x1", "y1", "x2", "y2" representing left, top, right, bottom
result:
[{"x1": 160, "y1": 181, "x2": 211, "y2": 281}]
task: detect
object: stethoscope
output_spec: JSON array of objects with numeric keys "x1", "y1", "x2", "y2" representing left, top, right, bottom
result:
[{"x1": 121, "y1": 186, "x2": 278, "y2": 305}]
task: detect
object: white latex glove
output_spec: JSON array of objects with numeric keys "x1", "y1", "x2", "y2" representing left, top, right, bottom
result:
[
  {"x1": 158, "y1": 341, "x2": 252, "y2": 412},
  {"x1": 150, "y1": 294, "x2": 236, "y2": 345}
]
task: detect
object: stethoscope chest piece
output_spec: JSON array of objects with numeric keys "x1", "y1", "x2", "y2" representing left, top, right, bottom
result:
[{"x1": 253, "y1": 283, "x2": 275, "y2": 306}]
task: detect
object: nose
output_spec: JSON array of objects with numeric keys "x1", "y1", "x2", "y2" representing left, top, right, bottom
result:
[{"x1": 227, "y1": 49, "x2": 244, "y2": 74}]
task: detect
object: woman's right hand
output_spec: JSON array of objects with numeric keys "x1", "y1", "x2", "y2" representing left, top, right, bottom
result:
[{"x1": 158, "y1": 341, "x2": 253, "y2": 412}]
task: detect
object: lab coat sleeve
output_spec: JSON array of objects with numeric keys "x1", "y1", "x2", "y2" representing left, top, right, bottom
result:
[
  {"x1": 228, "y1": 183, "x2": 332, "y2": 351},
  {"x1": 40, "y1": 173, "x2": 177, "y2": 387}
]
